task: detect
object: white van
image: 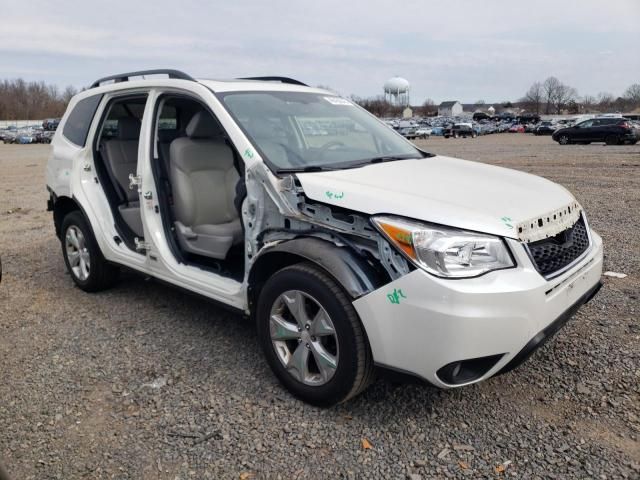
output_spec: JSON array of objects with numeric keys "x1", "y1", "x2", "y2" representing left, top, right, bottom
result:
[{"x1": 46, "y1": 70, "x2": 603, "y2": 405}]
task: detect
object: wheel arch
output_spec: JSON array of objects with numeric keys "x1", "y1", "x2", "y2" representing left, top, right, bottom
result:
[
  {"x1": 50, "y1": 193, "x2": 82, "y2": 240},
  {"x1": 248, "y1": 237, "x2": 387, "y2": 314}
]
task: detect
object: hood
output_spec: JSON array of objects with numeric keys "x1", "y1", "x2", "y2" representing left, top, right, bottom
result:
[{"x1": 295, "y1": 155, "x2": 576, "y2": 239}]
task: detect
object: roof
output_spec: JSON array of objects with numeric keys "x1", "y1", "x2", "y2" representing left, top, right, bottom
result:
[
  {"x1": 84, "y1": 69, "x2": 329, "y2": 96},
  {"x1": 439, "y1": 101, "x2": 460, "y2": 108}
]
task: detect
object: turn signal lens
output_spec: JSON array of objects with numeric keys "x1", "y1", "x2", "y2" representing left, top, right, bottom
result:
[{"x1": 373, "y1": 216, "x2": 515, "y2": 278}]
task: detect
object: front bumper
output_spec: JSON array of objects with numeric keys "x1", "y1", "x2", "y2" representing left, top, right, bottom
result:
[{"x1": 353, "y1": 231, "x2": 603, "y2": 388}]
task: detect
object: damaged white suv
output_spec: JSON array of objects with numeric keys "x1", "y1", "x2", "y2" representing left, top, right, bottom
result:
[{"x1": 47, "y1": 70, "x2": 603, "y2": 406}]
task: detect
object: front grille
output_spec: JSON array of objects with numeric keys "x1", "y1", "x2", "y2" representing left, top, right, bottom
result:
[{"x1": 526, "y1": 215, "x2": 590, "y2": 277}]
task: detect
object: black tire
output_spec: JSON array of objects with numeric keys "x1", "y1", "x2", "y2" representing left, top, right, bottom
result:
[
  {"x1": 605, "y1": 135, "x2": 619, "y2": 145},
  {"x1": 61, "y1": 211, "x2": 119, "y2": 292},
  {"x1": 558, "y1": 134, "x2": 571, "y2": 145},
  {"x1": 256, "y1": 263, "x2": 374, "y2": 406}
]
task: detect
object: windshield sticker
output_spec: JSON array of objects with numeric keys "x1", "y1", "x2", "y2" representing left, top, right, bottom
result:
[
  {"x1": 501, "y1": 216, "x2": 514, "y2": 229},
  {"x1": 387, "y1": 288, "x2": 406, "y2": 305},
  {"x1": 325, "y1": 190, "x2": 344, "y2": 200},
  {"x1": 243, "y1": 148, "x2": 255, "y2": 159},
  {"x1": 324, "y1": 97, "x2": 353, "y2": 106}
]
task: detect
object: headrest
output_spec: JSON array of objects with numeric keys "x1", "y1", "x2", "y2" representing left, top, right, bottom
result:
[
  {"x1": 117, "y1": 117, "x2": 141, "y2": 140},
  {"x1": 186, "y1": 111, "x2": 222, "y2": 139}
]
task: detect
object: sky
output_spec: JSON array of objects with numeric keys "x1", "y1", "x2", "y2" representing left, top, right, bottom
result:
[{"x1": 0, "y1": 0, "x2": 639, "y2": 104}]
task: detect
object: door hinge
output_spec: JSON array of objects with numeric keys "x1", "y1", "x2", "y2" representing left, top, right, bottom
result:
[
  {"x1": 134, "y1": 237, "x2": 152, "y2": 253},
  {"x1": 129, "y1": 174, "x2": 142, "y2": 191}
]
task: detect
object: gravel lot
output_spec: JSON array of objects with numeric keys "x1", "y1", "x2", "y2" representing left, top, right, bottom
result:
[{"x1": 1, "y1": 135, "x2": 638, "y2": 479}]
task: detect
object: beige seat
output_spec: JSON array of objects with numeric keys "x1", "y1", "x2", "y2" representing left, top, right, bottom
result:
[
  {"x1": 169, "y1": 111, "x2": 242, "y2": 259},
  {"x1": 101, "y1": 117, "x2": 143, "y2": 237}
]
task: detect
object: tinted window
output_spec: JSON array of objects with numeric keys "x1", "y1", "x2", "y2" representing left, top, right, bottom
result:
[{"x1": 62, "y1": 94, "x2": 103, "y2": 146}]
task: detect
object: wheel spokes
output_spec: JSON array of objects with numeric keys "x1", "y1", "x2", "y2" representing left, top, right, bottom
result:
[
  {"x1": 310, "y1": 308, "x2": 335, "y2": 337},
  {"x1": 67, "y1": 250, "x2": 81, "y2": 267},
  {"x1": 282, "y1": 291, "x2": 308, "y2": 327},
  {"x1": 310, "y1": 341, "x2": 337, "y2": 382},
  {"x1": 270, "y1": 314, "x2": 301, "y2": 341},
  {"x1": 287, "y1": 342, "x2": 310, "y2": 381}
]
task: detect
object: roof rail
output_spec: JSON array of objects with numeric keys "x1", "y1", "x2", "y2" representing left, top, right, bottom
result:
[
  {"x1": 238, "y1": 76, "x2": 308, "y2": 87},
  {"x1": 90, "y1": 69, "x2": 195, "y2": 88}
]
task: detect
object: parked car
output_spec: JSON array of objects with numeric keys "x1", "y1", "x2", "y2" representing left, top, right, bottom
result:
[
  {"x1": 552, "y1": 118, "x2": 639, "y2": 145},
  {"x1": 414, "y1": 127, "x2": 431, "y2": 139},
  {"x1": 508, "y1": 124, "x2": 525, "y2": 133},
  {"x1": 42, "y1": 118, "x2": 61, "y2": 131},
  {"x1": 443, "y1": 124, "x2": 476, "y2": 138},
  {"x1": 46, "y1": 69, "x2": 603, "y2": 406},
  {"x1": 534, "y1": 121, "x2": 557, "y2": 136}
]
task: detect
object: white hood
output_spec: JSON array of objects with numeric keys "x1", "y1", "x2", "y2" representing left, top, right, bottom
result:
[{"x1": 295, "y1": 156, "x2": 576, "y2": 239}]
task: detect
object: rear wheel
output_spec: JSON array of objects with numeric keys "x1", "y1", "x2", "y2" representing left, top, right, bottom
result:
[
  {"x1": 256, "y1": 263, "x2": 374, "y2": 406},
  {"x1": 605, "y1": 135, "x2": 620, "y2": 145},
  {"x1": 61, "y1": 211, "x2": 119, "y2": 292}
]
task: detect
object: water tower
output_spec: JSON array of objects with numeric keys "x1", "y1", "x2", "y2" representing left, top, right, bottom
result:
[{"x1": 384, "y1": 76, "x2": 410, "y2": 106}]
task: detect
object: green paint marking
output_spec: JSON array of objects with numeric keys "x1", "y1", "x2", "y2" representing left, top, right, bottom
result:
[
  {"x1": 325, "y1": 190, "x2": 344, "y2": 200},
  {"x1": 501, "y1": 216, "x2": 514, "y2": 229},
  {"x1": 243, "y1": 148, "x2": 254, "y2": 159},
  {"x1": 387, "y1": 288, "x2": 407, "y2": 305}
]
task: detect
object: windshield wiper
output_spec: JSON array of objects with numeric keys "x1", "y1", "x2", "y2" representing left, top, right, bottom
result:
[
  {"x1": 345, "y1": 155, "x2": 421, "y2": 168},
  {"x1": 276, "y1": 165, "x2": 335, "y2": 174}
]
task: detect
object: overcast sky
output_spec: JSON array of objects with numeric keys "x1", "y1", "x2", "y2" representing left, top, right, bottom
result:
[{"x1": 1, "y1": 0, "x2": 638, "y2": 104}]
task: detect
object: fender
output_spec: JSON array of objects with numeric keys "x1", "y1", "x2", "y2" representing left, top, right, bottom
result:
[{"x1": 250, "y1": 237, "x2": 387, "y2": 299}]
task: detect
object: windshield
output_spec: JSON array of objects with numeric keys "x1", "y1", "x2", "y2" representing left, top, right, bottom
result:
[{"x1": 218, "y1": 91, "x2": 424, "y2": 172}]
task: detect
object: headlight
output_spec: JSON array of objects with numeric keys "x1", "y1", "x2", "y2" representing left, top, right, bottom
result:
[{"x1": 372, "y1": 216, "x2": 515, "y2": 278}]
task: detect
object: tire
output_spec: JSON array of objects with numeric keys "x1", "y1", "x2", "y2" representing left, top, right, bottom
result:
[
  {"x1": 558, "y1": 135, "x2": 571, "y2": 145},
  {"x1": 61, "y1": 211, "x2": 119, "y2": 292},
  {"x1": 256, "y1": 263, "x2": 374, "y2": 406},
  {"x1": 605, "y1": 135, "x2": 619, "y2": 145}
]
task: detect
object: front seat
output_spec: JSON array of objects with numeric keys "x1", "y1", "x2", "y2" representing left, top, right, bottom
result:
[
  {"x1": 169, "y1": 111, "x2": 242, "y2": 260},
  {"x1": 101, "y1": 117, "x2": 144, "y2": 237}
]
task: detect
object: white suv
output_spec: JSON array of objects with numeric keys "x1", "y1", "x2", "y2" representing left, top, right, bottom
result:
[{"x1": 46, "y1": 70, "x2": 603, "y2": 406}]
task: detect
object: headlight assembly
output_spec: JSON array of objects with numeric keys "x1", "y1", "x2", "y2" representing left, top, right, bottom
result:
[{"x1": 372, "y1": 216, "x2": 515, "y2": 278}]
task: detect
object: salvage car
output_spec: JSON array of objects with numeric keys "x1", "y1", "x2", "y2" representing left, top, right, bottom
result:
[
  {"x1": 443, "y1": 123, "x2": 476, "y2": 138},
  {"x1": 552, "y1": 118, "x2": 639, "y2": 145},
  {"x1": 534, "y1": 121, "x2": 557, "y2": 136},
  {"x1": 46, "y1": 69, "x2": 603, "y2": 406}
]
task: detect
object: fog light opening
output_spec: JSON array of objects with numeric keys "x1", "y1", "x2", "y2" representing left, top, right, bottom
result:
[{"x1": 437, "y1": 354, "x2": 505, "y2": 385}]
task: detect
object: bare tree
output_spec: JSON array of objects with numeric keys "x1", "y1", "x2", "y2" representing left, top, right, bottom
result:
[
  {"x1": 596, "y1": 92, "x2": 615, "y2": 112},
  {"x1": 421, "y1": 98, "x2": 436, "y2": 116},
  {"x1": 542, "y1": 77, "x2": 562, "y2": 114},
  {"x1": 522, "y1": 81, "x2": 543, "y2": 114},
  {"x1": 0, "y1": 78, "x2": 74, "y2": 120},
  {"x1": 623, "y1": 83, "x2": 640, "y2": 110}
]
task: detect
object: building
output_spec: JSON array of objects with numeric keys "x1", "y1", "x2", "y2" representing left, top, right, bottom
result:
[{"x1": 438, "y1": 101, "x2": 463, "y2": 116}]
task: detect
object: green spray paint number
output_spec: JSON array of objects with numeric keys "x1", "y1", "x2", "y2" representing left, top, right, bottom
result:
[
  {"x1": 501, "y1": 216, "x2": 514, "y2": 229},
  {"x1": 325, "y1": 190, "x2": 344, "y2": 200},
  {"x1": 244, "y1": 148, "x2": 254, "y2": 159},
  {"x1": 387, "y1": 288, "x2": 407, "y2": 305}
]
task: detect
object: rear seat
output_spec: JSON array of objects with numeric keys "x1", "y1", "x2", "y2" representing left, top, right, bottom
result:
[{"x1": 100, "y1": 118, "x2": 144, "y2": 237}]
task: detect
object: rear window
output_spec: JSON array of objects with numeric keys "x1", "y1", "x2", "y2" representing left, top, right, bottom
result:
[{"x1": 62, "y1": 94, "x2": 103, "y2": 146}]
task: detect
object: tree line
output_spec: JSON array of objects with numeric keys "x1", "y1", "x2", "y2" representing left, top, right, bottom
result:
[
  {"x1": 0, "y1": 79, "x2": 78, "y2": 120},
  {"x1": 521, "y1": 77, "x2": 640, "y2": 115}
]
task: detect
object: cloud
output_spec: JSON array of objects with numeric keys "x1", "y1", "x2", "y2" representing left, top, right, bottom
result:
[{"x1": 0, "y1": 0, "x2": 638, "y2": 102}]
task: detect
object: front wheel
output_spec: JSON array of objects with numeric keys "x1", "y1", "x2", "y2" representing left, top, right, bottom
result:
[
  {"x1": 256, "y1": 263, "x2": 374, "y2": 406},
  {"x1": 61, "y1": 211, "x2": 119, "y2": 292},
  {"x1": 558, "y1": 135, "x2": 571, "y2": 145}
]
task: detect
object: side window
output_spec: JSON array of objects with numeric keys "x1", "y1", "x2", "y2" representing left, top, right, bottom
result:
[
  {"x1": 62, "y1": 94, "x2": 103, "y2": 146},
  {"x1": 158, "y1": 105, "x2": 178, "y2": 131},
  {"x1": 99, "y1": 97, "x2": 147, "y2": 142},
  {"x1": 579, "y1": 120, "x2": 593, "y2": 128}
]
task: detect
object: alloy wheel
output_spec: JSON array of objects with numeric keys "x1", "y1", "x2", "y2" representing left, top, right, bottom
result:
[
  {"x1": 65, "y1": 226, "x2": 91, "y2": 281},
  {"x1": 559, "y1": 135, "x2": 569, "y2": 145},
  {"x1": 269, "y1": 290, "x2": 339, "y2": 386}
]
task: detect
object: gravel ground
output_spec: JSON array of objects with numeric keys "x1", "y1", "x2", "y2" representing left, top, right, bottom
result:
[{"x1": 0, "y1": 135, "x2": 638, "y2": 479}]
